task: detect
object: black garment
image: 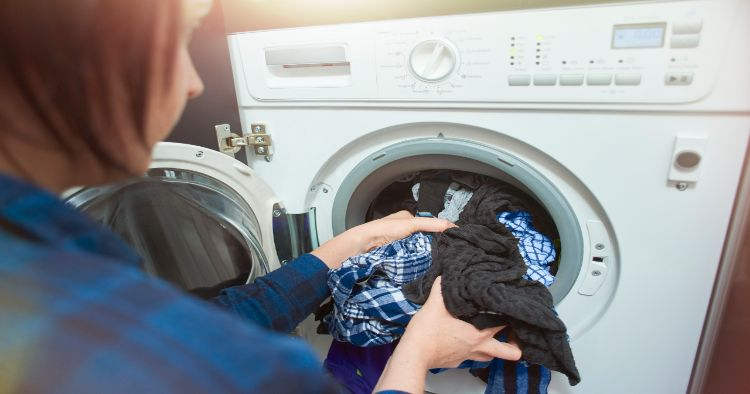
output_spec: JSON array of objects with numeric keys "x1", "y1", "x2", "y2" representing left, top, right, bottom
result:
[
  {"x1": 365, "y1": 170, "x2": 499, "y2": 221},
  {"x1": 189, "y1": 271, "x2": 250, "y2": 299},
  {"x1": 402, "y1": 182, "x2": 580, "y2": 385},
  {"x1": 365, "y1": 178, "x2": 418, "y2": 221},
  {"x1": 456, "y1": 181, "x2": 555, "y2": 233},
  {"x1": 415, "y1": 171, "x2": 453, "y2": 216},
  {"x1": 414, "y1": 170, "x2": 489, "y2": 216},
  {"x1": 457, "y1": 180, "x2": 561, "y2": 275}
]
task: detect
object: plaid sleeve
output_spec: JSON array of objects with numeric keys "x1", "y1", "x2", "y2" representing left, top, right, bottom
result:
[{"x1": 212, "y1": 254, "x2": 330, "y2": 333}]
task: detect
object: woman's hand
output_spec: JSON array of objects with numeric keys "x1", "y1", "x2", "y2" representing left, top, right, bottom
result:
[
  {"x1": 311, "y1": 211, "x2": 454, "y2": 269},
  {"x1": 375, "y1": 277, "x2": 522, "y2": 393}
]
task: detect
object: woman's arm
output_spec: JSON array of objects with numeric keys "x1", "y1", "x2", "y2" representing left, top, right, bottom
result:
[
  {"x1": 213, "y1": 211, "x2": 454, "y2": 332},
  {"x1": 211, "y1": 253, "x2": 330, "y2": 332}
]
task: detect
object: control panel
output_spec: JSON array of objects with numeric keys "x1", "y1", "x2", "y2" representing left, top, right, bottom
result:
[
  {"x1": 230, "y1": 0, "x2": 740, "y2": 104},
  {"x1": 374, "y1": 0, "x2": 727, "y2": 102}
]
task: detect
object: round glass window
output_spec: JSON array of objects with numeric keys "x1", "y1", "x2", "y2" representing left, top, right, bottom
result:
[{"x1": 66, "y1": 168, "x2": 269, "y2": 298}]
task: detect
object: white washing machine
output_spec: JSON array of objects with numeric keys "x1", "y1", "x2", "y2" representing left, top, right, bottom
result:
[{"x1": 66, "y1": 1, "x2": 750, "y2": 393}]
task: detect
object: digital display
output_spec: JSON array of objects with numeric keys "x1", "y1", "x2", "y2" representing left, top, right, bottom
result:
[{"x1": 612, "y1": 23, "x2": 666, "y2": 49}]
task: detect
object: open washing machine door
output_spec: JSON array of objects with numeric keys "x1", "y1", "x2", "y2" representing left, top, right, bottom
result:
[{"x1": 64, "y1": 142, "x2": 310, "y2": 295}]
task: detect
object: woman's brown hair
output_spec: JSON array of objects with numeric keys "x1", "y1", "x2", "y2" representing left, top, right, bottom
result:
[{"x1": 0, "y1": 0, "x2": 184, "y2": 173}]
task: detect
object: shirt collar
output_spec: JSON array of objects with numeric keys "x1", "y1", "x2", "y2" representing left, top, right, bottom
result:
[{"x1": 0, "y1": 173, "x2": 141, "y2": 267}]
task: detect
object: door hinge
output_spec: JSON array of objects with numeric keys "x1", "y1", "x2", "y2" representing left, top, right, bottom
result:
[{"x1": 215, "y1": 123, "x2": 273, "y2": 161}]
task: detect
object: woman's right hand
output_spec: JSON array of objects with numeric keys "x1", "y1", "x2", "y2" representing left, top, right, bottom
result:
[{"x1": 374, "y1": 276, "x2": 522, "y2": 392}]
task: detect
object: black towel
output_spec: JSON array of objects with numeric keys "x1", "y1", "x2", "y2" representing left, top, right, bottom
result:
[{"x1": 402, "y1": 182, "x2": 580, "y2": 386}]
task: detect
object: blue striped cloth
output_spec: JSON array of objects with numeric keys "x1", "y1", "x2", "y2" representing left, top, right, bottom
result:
[{"x1": 325, "y1": 232, "x2": 432, "y2": 346}]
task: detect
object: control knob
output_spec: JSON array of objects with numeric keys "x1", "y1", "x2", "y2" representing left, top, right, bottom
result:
[{"x1": 409, "y1": 39, "x2": 458, "y2": 82}]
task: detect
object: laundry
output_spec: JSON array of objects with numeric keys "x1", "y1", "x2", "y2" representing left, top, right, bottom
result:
[
  {"x1": 323, "y1": 232, "x2": 432, "y2": 346},
  {"x1": 322, "y1": 176, "x2": 572, "y2": 392},
  {"x1": 402, "y1": 224, "x2": 580, "y2": 385},
  {"x1": 365, "y1": 176, "x2": 418, "y2": 221},
  {"x1": 429, "y1": 329, "x2": 552, "y2": 394},
  {"x1": 414, "y1": 172, "x2": 453, "y2": 216},
  {"x1": 498, "y1": 211, "x2": 557, "y2": 287},
  {"x1": 412, "y1": 182, "x2": 474, "y2": 223},
  {"x1": 484, "y1": 358, "x2": 552, "y2": 393},
  {"x1": 324, "y1": 340, "x2": 398, "y2": 394}
]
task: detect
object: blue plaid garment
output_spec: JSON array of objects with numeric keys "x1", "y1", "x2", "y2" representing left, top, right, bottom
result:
[
  {"x1": 497, "y1": 211, "x2": 556, "y2": 287},
  {"x1": 325, "y1": 232, "x2": 432, "y2": 346},
  {"x1": 0, "y1": 173, "x2": 340, "y2": 393}
]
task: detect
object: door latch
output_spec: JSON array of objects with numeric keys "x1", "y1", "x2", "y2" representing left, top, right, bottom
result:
[{"x1": 215, "y1": 123, "x2": 273, "y2": 161}]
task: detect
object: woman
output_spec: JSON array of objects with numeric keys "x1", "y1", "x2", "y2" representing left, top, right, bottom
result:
[{"x1": 0, "y1": 1, "x2": 521, "y2": 393}]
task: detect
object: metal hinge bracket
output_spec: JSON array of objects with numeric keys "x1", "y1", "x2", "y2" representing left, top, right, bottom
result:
[{"x1": 215, "y1": 123, "x2": 273, "y2": 161}]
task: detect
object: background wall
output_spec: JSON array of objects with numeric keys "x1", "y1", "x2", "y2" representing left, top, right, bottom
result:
[{"x1": 220, "y1": 0, "x2": 629, "y2": 32}]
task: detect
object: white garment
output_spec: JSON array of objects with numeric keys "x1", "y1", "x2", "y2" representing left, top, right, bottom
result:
[{"x1": 412, "y1": 182, "x2": 474, "y2": 223}]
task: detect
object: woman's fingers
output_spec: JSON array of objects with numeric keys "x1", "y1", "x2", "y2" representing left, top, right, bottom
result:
[
  {"x1": 477, "y1": 338, "x2": 522, "y2": 361},
  {"x1": 383, "y1": 210, "x2": 414, "y2": 220},
  {"x1": 407, "y1": 217, "x2": 456, "y2": 233}
]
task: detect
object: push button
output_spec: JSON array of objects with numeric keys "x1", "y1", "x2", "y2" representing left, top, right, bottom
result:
[
  {"x1": 508, "y1": 74, "x2": 531, "y2": 86},
  {"x1": 586, "y1": 73, "x2": 612, "y2": 86},
  {"x1": 559, "y1": 74, "x2": 584, "y2": 86},
  {"x1": 665, "y1": 72, "x2": 693, "y2": 85},
  {"x1": 672, "y1": 19, "x2": 703, "y2": 34},
  {"x1": 533, "y1": 74, "x2": 557, "y2": 86},
  {"x1": 670, "y1": 34, "x2": 700, "y2": 48},
  {"x1": 615, "y1": 73, "x2": 642, "y2": 86}
]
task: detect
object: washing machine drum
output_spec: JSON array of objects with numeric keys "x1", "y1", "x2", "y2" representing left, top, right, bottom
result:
[
  {"x1": 363, "y1": 170, "x2": 561, "y2": 276},
  {"x1": 66, "y1": 169, "x2": 269, "y2": 298}
]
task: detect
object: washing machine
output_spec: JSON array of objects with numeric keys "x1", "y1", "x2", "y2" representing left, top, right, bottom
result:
[{"x1": 65, "y1": 0, "x2": 750, "y2": 393}]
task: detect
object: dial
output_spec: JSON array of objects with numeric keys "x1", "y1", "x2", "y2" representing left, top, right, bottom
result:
[{"x1": 409, "y1": 39, "x2": 458, "y2": 82}]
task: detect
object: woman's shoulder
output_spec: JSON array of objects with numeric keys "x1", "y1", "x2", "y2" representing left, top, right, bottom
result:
[{"x1": 0, "y1": 236, "x2": 332, "y2": 393}]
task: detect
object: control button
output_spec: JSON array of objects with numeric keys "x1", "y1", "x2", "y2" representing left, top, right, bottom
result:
[
  {"x1": 533, "y1": 74, "x2": 557, "y2": 86},
  {"x1": 665, "y1": 72, "x2": 693, "y2": 85},
  {"x1": 586, "y1": 73, "x2": 612, "y2": 86},
  {"x1": 560, "y1": 74, "x2": 584, "y2": 86},
  {"x1": 675, "y1": 150, "x2": 702, "y2": 170},
  {"x1": 508, "y1": 74, "x2": 531, "y2": 86},
  {"x1": 668, "y1": 136, "x2": 707, "y2": 184},
  {"x1": 615, "y1": 73, "x2": 642, "y2": 86},
  {"x1": 672, "y1": 19, "x2": 703, "y2": 34},
  {"x1": 670, "y1": 34, "x2": 700, "y2": 48}
]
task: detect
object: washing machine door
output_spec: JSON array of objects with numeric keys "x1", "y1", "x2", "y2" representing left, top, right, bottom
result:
[{"x1": 64, "y1": 142, "x2": 291, "y2": 297}]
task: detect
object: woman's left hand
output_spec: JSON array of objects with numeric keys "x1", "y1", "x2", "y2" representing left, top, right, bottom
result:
[{"x1": 311, "y1": 211, "x2": 455, "y2": 269}]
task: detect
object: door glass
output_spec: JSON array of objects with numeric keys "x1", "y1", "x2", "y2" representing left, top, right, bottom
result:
[{"x1": 67, "y1": 168, "x2": 269, "y2": 297}]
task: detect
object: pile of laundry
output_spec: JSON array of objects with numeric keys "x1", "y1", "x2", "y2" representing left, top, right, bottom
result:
[{"x1": 316, "y1": 171, "x2": 579, "y2": 394}]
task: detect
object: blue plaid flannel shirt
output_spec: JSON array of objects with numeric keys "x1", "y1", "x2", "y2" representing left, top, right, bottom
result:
[
  {"x1": 0, "y1": 174, "x2": 341, "y2": 393},
  {"x1": 325, "y1": 232, "x2": 432, "y2": 346}
]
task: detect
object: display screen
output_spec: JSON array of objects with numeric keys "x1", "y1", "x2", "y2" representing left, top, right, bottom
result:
[{"x1": 612, "y1": 23, "x2": 666, "y2": 49}]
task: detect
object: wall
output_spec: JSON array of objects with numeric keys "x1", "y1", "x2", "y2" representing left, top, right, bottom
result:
[
  {"x1": 167, "y1": 2, "x2": 242, "y2": 153},
  {"x1": 220, "y1": 0, "x2": 632, "y2": 33}
]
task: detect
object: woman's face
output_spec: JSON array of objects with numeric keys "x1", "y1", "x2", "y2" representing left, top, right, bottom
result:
[
  {"x1": 146, "y1": 44, "x2": 205, "y2": 146},
  {"x1": 140, "y1": 0, "x2": 210, "y2": 164}
]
